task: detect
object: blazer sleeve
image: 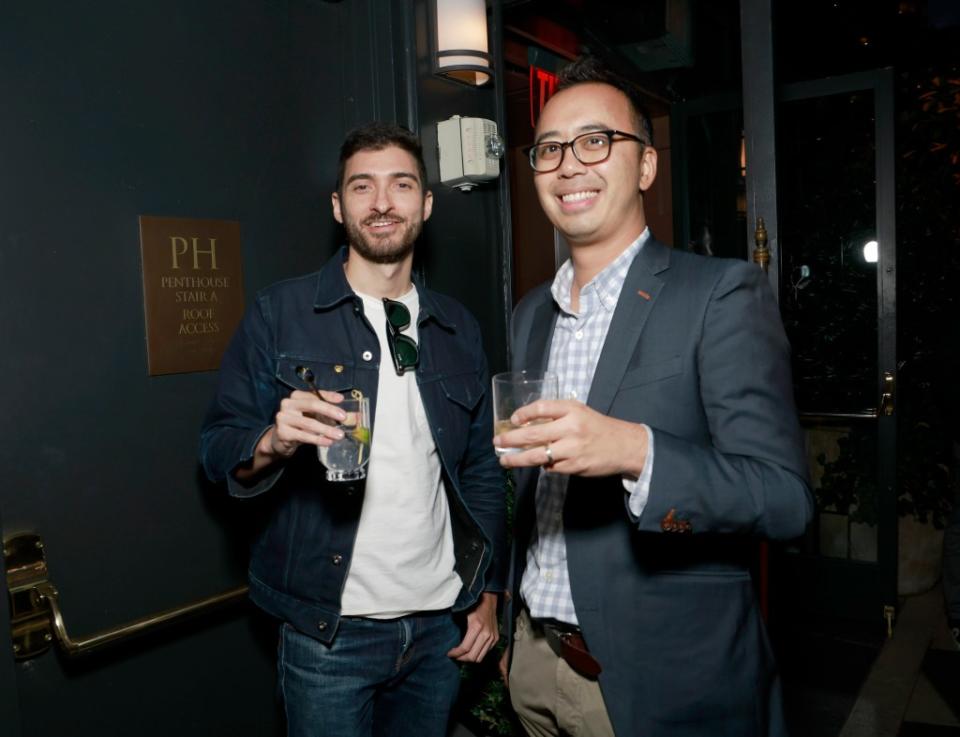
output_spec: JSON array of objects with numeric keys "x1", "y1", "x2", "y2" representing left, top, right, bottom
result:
[{"x1": 637, "y1": 261, "x2": 814, "y2": 540}]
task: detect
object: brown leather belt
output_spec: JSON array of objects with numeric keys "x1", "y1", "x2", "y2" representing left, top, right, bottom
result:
[{"x1": 531, "y1": 617, "x2": 602, "y2": 679}]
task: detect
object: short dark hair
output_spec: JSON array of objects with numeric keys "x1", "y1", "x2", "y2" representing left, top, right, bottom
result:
[
  {"x1": 336, "y1": 122, "x2": 429, "y2": 193},
  {"x1": 556, "y1": 56, "x2": 654, "y2": 146}
]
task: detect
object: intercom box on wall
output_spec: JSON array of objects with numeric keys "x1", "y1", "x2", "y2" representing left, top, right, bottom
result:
[{"x1": 436, "y1": 115, "x2": 501, "y2": 191}]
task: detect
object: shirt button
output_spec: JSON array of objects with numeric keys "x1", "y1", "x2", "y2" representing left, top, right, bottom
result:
[
  {"x1": 575, "y1": 330, "x2": 584, "y2": 340},
  {"x1": 543, "y1": 571, "x2": 554, "y2": 582},
  {"x1": 362, "y1": 350, "x2": 373, "y2": 361},
  {"x1": 332, "y1": 554, "x2": 343, "y2": 565},
  {"x1": 570, "y1": 390, "x2": 578, "y2": 399}
]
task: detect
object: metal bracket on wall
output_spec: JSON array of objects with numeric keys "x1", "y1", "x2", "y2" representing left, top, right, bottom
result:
[
  {"x1": 5, "y1": 532, "x2": 53, "y2": 659},
  {"x1": 4, "y1": 532, "x2": 249, "y2": 661}
]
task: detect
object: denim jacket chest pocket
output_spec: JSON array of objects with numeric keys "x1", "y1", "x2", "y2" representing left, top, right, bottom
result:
[
  {"x1": 440, "y1": 372, "x2": 484, "y2": 411},
  {"x1": 275, "y1": 357, "x2": 357, "y2": 395},
  {"x1": 420, "y1": 370, "x2": 486, "y2": 466}
]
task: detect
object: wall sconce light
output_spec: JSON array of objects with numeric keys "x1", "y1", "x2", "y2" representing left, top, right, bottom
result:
[{"x1": 431, "y1": 0, "x2": 492, "y2": 87}]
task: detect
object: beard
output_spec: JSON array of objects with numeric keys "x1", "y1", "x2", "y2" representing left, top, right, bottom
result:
[{"x1": 342, "y1": 209, "x2": 424, "y2": 265}]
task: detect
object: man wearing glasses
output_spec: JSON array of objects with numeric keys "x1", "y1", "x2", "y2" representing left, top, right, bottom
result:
[
  {"x1": 201, "y1": 122, "x2": 505, "y2": 737},
  {"x1": 494, "y1": 57, "x2": 812, "y2": 737}
]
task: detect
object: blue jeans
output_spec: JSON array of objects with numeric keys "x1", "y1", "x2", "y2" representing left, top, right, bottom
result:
[{"x1": 277, "y1": 612, "x2": 462, "y2": 737}]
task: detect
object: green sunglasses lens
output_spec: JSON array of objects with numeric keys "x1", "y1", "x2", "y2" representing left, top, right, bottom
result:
[
  {"x1": 382, "y1": 298, "x2": 418, "y2": 375},
  {"x1": 393, "y1": 335, "x2": 418, "y2": 367},
  {"x1": 384, "y1": 300, "x2": 410, "y2": 330}
]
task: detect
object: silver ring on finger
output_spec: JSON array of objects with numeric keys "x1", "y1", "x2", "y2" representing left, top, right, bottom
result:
[{"x1": 544, "y1": 444, "x2": 554, "y2": 467}]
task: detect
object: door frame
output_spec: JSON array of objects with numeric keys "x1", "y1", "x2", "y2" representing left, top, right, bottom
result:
[
  {"x1": 741, "y1": 0, "x2": 897, "y2": 627},
  {"x1": 673, "y1": 58, "x2": 898, "y2": 625},
  {"x1": 775, "y1": 68, "x2": 898, "y2": 625}
]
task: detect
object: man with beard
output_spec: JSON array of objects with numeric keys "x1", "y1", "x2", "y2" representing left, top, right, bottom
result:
[{"x1": 201, "y1": 122, "x2": 505, "y2": 737}]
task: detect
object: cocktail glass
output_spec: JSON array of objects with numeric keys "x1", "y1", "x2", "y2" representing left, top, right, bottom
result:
[
  {"x1": 492, "y1": 371, "x2": 559, "y2": 456},
  {"x1": 318, "y1": 396, "x2": 371, "y2": 481}
]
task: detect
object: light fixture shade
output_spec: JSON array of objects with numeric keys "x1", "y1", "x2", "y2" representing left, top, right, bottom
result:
[{"x1": 433, "y1": 0, "x2": 491, "y2": 87}]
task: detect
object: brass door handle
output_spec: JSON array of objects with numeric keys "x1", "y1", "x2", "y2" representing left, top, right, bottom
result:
[
  {"x1": 752, "y1": 217, "x2": 770, "y2": 272},
  {"x1": 5, "y1": 532, "x2": 248, "y2": 660},
  {"x1": 879, "y1": 370, "x2": 895, "y2": 416}
]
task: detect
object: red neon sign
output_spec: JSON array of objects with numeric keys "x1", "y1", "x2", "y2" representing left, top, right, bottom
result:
[{"x1": 529, "y1": 66, "x2": 559, "y2": 128}]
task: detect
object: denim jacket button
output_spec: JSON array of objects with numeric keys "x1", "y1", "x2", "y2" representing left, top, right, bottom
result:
[
  {"x1": 318, "y1": 620, "x2": 328, "y2": 631},
  {"x1": 332, "y1": 554, "x2": 343, "y2": 565},
  {"x1": 362, "y1": 350, "x2": 373, "y2": 361}
]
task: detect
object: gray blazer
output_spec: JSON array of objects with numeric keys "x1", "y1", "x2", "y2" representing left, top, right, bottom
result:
[{"x1": 507, "y1": 238, "x2": 813, "y2": 737}]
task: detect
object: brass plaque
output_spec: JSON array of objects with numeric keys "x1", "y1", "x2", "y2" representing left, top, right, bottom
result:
[{"x1": 139, "y1": 215, "x2": 245, "y2": 375}]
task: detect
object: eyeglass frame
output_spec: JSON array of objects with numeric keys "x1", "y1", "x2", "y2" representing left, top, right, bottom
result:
[
  {"x1": 523, "y1": 129, "x2": 648, "y2": 173},
  {"x1": 382, "y1": 298, "x2": 419, "y2": 376}
]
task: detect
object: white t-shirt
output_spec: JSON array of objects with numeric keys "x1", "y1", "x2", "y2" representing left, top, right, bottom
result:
[{"x1": 339, "y1": 287, "x2": 462, "y2": 618}]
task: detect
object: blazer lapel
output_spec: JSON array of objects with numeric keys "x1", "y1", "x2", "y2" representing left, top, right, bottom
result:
[
  {"x1": 522, "y1": 297, "x2": 558, "y2": 373},
  {"x1": 585, "y1": 239, "x2": 671, "y2": 416},
  {"x1": 513, "y1": 292, "x2": 558, "y2": 509}
]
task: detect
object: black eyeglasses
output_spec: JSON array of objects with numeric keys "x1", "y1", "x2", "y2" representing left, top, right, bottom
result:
[
  {"x1": 383, "y1": 298, "x2": 419, "y2": 376},
  {"x1": 524, "y1": 129, "x2": 647, "y2": 173}
]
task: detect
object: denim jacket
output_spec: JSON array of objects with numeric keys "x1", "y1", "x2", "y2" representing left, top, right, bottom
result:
[{"x1": 200, "y1": 248, "x2": 506, "y2": 643}]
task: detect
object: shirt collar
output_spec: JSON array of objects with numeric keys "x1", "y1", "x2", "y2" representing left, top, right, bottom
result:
[
  {"x1": 550, "y1": 228, "x2": 650, "y2": 316},
  {"x1": 312, "y1": 246, "x2": 456, "y2": 330}
]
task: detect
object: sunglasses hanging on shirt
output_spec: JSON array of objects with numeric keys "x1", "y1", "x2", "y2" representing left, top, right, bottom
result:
[{"x1": 383, "y1": 298, "x2": 419, "y2": 376}]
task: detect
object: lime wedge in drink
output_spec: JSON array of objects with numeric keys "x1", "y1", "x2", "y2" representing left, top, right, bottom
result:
[{"x1": 351, "y1": 426, "x2": 371, "y2": 445}]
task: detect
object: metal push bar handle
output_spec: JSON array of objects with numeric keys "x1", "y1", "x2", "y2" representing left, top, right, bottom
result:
[
  {"x1": 35, "y1": 581, "x2": 249, "y2": 658},
  {"x1": 6, "y1": 532, "x2": 251, "y2": 660}
]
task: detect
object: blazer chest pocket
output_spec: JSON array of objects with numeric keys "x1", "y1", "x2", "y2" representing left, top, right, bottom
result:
[
  {"x1": 619, "y1": 355, "x2": 682, "y2": 389},
  {"x1": 276, "y1": 357, "x2": 356, "y2": 394}
]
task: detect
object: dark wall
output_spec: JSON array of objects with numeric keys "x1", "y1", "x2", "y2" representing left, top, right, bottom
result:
[{"x1": 0, "y1": 2, "x2": 439, "y2": 734}]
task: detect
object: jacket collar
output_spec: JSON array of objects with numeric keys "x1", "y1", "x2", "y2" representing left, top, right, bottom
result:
[
  {"x1": 521, "y1": 237, "x2": 673, "y2": 412},
  {"x1": 632, "y1": 236, "x2": 672, "y2": 277},
  {"x1": 584, "y1": 237, "x2": 672, "y2": 414},
  {"x1": 312, "y1": 246, "x2": 456, "y2": 331}
]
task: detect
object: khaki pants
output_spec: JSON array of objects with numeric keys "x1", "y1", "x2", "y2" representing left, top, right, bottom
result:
[{"x1": 509, "y1": 610, "x2": 615, "y2": 737}]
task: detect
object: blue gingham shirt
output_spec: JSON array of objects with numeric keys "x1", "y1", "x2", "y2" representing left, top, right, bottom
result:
[{"x1": 521, "y1": 229, "x2": 655, "y2": 625}]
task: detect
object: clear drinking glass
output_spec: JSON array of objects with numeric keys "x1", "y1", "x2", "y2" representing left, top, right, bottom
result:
[
  {"x1": 318, "y1": 396, "x2": 371, "y2": 481},
  {"x1": 492, "y1": 370, "x2": 559, "y2": 456}
]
